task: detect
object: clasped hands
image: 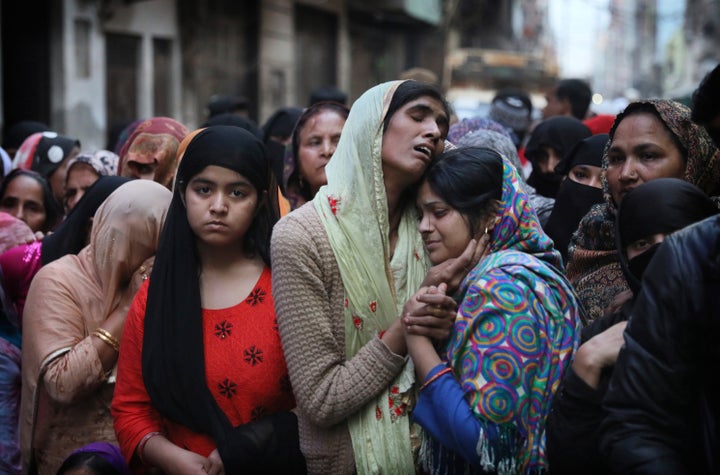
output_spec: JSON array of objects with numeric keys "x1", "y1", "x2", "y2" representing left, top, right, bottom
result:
[{"x1": 402, "y1": 283, "x2": 457, "y2": 341}]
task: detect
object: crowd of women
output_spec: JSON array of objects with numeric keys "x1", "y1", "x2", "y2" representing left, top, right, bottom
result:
[{"x1": 0, "y1": 62, "x2": 718, "y2": 475}]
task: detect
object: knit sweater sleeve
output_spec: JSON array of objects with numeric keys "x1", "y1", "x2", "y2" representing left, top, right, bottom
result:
[{"x1": 271, "y1": 205, "x2": 406, "y2": 428}]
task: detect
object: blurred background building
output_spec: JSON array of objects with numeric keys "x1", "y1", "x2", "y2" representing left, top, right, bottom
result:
[{"x1": 0, "y1": 0, "x2": 718, "y2": 149}]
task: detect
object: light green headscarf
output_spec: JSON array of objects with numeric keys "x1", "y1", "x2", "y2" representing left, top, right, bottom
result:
[{"x1": 314, "y1": 80, "x2": 429, "y2": 474}]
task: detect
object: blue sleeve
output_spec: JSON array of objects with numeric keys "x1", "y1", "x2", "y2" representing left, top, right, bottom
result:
[{"x1": 412, "y1": 364, "x2": 501, "y2": 466}]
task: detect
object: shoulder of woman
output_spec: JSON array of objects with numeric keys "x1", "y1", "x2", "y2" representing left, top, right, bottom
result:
[
  {"x1": 28, "y1": 255, "x2": 83, "y2": 293},
  {"x1": 271, "y1": 203, "x2": 327, "y2": 252},
  {"x1": 0, "y1": 240, "x2": 40, "y2": 276},
  {"x1": 465, "y1": 251, "x2": 562, "y2": 292}
]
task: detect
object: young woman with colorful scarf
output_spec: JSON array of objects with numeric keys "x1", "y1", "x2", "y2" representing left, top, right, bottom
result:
[
  {"x1": 409, "y1": 147, "x2": 583, "y2": 474},
  {"x1": 271, "y1": 81, "x2": 484, "y2": 474}
]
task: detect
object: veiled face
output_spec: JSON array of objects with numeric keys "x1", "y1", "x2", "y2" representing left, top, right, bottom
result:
[
  {"x1": 568, "y1": 164, "x2": 602, "y2": 189},
  {"x1": 626, "y1": 233, "x2": 665, "y2": 260}
]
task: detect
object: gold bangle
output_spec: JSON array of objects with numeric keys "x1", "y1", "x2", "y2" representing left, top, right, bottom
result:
[
  {"x1": 95, "y1": 327, "x2": 120, "y2": 347},
  {"x1": 93, "y1": 328, "x2": 120, "y2": 352},
  {"x1": 420, "y1": 366, "x2": 453, "y2": 392}
]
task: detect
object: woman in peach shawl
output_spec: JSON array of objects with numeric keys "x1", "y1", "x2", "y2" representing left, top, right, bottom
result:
[{"x1": 19, "y1": 180, "x2": 171, "y2": 475}]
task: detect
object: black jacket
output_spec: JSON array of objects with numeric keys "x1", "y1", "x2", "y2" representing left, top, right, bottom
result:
[
  {"x1": 600, "y1": 215, "x2": 720, "y2": 474},
  {"x1": 545, "y1": 305, "x2": 629, "y2": 475}
]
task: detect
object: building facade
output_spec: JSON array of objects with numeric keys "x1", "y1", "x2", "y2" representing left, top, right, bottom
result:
[{"x1": 1, "y1": 0, "x2": 443, "y2": 151}]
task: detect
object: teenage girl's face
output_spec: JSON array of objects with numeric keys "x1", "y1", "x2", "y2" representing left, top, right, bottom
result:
[
  {"x1": 567, "y1": 164, "x2": 603, "y2": 188},
  {"x1": 416, "y1": 181, "x2": 473, "y2": 265},
  {"x1": 297, "y1": 110, "x2": 346, "y2": 195},
  {"x1": 183, "y1": 165, "x2": 259, "y2": 250},
  {"x1": 0, "y1": 175, "x2": 48, "y2": 232},
  {"x1": 606, "y1": 113, "x2": 685, "y2": 205},
  {"x1": 381, "y1": 96, "x2": 448, "y2": 185}
]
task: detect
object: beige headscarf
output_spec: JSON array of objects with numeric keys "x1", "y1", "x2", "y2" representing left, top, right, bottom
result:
[
  {"x1": 20, "y1": 180, "x2": 171, "y2": 472},
  {"x1": 314, "y1": 81, "x2": 429, "y2": 474}
]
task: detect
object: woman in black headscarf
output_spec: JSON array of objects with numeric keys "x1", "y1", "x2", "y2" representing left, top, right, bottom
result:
[
  {"x1": 544, "y1": 134, "x2": 608, "y2": 261},
  {"x1": 546, "y1": 177, "x2": 718, "y2": 475},
  {"x1": 112, "y1": 126, "x2": 305, "y2": 474},
  {"x1": 525, "y1": 116, "x2": 591, "y2": 198}
]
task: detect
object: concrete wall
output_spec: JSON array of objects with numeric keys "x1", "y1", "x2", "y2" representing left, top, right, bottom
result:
[
  {"x1": 257, "y1": 0, "x2": 350, "y2": 123},
  {"x1": 54, "y1": 0, "x2": 180, "y2": 150}
]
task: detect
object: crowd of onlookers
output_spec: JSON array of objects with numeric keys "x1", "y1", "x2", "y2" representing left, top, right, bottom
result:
[{"x1": 0, "y1": 63, "x2": 719, "y2": 475}]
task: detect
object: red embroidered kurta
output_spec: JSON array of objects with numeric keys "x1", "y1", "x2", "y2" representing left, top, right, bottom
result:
[{"x1": 111, "y1": 267, "x2": 295, "y2": 471}]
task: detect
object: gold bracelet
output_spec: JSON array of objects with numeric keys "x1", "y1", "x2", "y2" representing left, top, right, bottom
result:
[{"x1": 93, "y1": 328, "x2": 120, "y2": 352}]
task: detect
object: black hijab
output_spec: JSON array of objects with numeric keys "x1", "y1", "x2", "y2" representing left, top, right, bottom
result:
[
  {"x1": 544, "y1": 134, "x2": 607, "y2": 261},
  {"x1": 41, "y1": 176, "x2": 130, "y2": 265},
  {"x1": 616, "y1": 178, "x2": 718, "y2": 294},
  {"x1": 525, "y1": 116, "x2": 591, "y2": 198},
  {"x1": 142, "y1": 126, "x2": 302, "y2": 473},
  {"x1": 204, "y1": 113, "x2": 263, "y2": 140},
  {"x1": 261, "y1": 107, "x2": 303, "y2": 190}
]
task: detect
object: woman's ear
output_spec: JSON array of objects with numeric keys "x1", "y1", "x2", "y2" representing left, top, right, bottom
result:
[{"x1": 488, "y1": 199, "x2": 502, "y2": 231}]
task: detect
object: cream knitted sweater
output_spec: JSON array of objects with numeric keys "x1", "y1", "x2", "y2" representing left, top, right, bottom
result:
[{"x1": 271, "y1": 203, "x2": 408, "y2": 475}]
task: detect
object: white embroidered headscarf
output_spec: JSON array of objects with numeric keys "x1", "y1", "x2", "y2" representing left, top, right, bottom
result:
[{"x1": 314, "y1": 80, "x2": 429, "y2": 474}]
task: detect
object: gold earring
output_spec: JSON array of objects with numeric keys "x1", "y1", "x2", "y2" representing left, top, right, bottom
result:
[{"x1": 484, "y1": 227, "x2": 489, "y2": 235}]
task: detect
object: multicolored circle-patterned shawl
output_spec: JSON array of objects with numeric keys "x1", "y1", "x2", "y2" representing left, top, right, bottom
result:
[{"x1": 441, "y1": 158, "x2": 582, "y2": 473}]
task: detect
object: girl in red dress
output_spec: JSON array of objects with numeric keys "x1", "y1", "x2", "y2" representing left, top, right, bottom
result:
[{"x1": 112, "y1": 126, "x2": 305, "y2": 474}]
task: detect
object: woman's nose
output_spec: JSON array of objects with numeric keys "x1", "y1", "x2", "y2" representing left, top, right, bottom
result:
[
  {"x1": 424, "y1": 120, "x2": 441, "y2": 139},
  {"x1": 209, "y1": 194, "x2": 228, "y2": 213},
  {"x1": 321, "y1": 140, "x2": 333, "y2": 157},
  {"x1": 618, "y1": 160, "x2": 637, "y2": 181},
  {"x1": 418, "y1": 214, "x2": 431, "y2": 233}
]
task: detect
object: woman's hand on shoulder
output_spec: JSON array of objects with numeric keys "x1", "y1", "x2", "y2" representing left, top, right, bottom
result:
[
  {"x1": 403, "y1": 283, "x2": 457, "y2": 341},
  {"x1": 421, "y1": 233, "x2": 490, "y2": 294}
]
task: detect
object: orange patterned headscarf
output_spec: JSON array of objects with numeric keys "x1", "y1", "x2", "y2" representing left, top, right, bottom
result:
[{"x1": 118, "y1": 117, "x2": 189, "y2": 189}]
